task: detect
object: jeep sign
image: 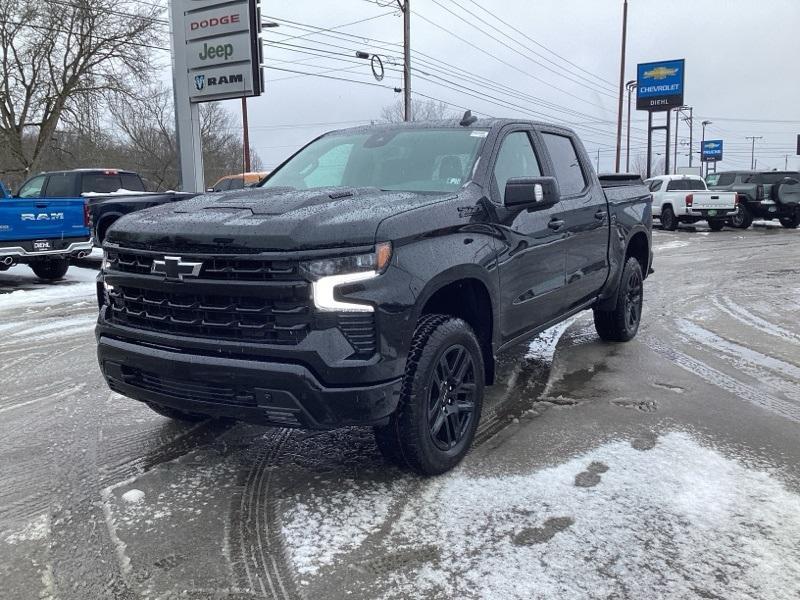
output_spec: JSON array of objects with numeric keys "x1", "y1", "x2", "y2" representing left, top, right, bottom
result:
[{"x1": 172, "y1": 0, "x2": 263, "y2": 104}]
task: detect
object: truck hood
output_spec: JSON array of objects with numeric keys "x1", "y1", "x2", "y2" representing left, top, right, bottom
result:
[{"x1": 106, "y1": 187, "x2": 454, "y2": 251}]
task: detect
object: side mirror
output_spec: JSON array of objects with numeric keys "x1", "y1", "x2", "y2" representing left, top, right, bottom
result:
[{"x1": 504, "y1": 176, "x2": 560, "y2": 209}]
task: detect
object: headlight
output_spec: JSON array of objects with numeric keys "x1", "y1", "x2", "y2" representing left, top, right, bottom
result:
[{"x1": 303, "y1": 242, "x2": 392, "y2": 312}]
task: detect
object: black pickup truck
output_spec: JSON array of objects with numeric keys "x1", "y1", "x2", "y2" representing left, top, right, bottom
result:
[
  {"x1": 707, "y1": 170, "x2": 800, "y2": 229},
  {"x1": 96, "y1": 118, "x2": 652, "y2": 475}
]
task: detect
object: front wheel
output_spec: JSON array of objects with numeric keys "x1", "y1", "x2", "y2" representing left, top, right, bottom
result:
[
  {"x1": 374, "y1": 315, "x2": 484, "y2": 476},
  {"x1": 779, "y1": 213, "x2": 800, "y2": 229},
  {"x1": 30, "y1": 259, "x2": 69, "y2": 281},
  {"x1": 708, "y1": 220, "x2": 725, "y2": 231},
  {"x1": 660, "y1": 206, "x2": 678, "y2": 231},
  {"x1": 593, "y1": 257, "x2": 644, "y2": 343}
]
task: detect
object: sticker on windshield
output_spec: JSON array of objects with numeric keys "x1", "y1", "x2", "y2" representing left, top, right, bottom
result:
[{"x1": 470, "y1": 131, "x2": 488, "y2": 138}]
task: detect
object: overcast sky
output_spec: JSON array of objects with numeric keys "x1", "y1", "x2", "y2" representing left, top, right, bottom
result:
[{"x1": 196, "y1": 0, "x2": 800, "y2": 172}]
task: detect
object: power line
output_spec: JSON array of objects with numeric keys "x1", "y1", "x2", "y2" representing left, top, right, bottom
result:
[{"x1": 438, "y1": 0, "x2": 617, "y2": 95}]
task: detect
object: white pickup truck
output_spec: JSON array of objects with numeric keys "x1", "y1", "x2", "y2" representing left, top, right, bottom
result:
[{"x1": 645, "y1": 174, "x2": 737, "y2": 231}]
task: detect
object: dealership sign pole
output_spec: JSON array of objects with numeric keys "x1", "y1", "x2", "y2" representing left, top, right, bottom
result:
[
  {"x1": 636, "y1": 59, "x2": 685, "y2": 178},
  {"x1": 170, "y1": 0, "x2": 263, "y2": 192}
]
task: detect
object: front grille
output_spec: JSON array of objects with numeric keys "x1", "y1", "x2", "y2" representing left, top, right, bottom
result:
[
  {"x1": 108, "y1": 285, "x2": 310, "y2": 344},
  {"x1": 116, "y1": 365, "x2": 257, "y2": 406},
  {"x1": 107, "y1": 249, "x2": 300, "y2": 282},
  {"x1": 339, "y1": 314, "x2": 377, "y2": 355}
]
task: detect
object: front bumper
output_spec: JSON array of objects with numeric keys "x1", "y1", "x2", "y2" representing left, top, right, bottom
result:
[{"x1": 98, "y1": 335, "x2": 403, "y2": 428}]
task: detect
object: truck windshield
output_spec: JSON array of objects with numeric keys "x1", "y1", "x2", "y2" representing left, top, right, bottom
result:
[{"x1": 262, "y1": 128, "x2": 488, "y2": 193}]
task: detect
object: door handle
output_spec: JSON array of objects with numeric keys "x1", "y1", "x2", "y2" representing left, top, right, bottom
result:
[
  {"x1": 548, "y1": 218, "x2": 565, "y2": 230},
  {"x1": 594, "y1": 209, "x2": 606, "y2": 220}
]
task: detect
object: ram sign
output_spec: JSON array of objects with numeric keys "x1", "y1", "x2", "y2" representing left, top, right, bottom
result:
[
  {"x1": 636, "y1": 59, "x2": 685, "y2": 112},
  {"x1": 702, "y1": 140, "x2": 724, "y2": 162},
  {"x1": 172, "y1": 0, "x2": 263, "y2": 103}
]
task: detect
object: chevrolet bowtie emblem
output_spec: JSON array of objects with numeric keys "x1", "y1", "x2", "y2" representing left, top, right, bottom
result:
[{"x1": 151, "y1": 256, "x2": 203, "y2": 280}]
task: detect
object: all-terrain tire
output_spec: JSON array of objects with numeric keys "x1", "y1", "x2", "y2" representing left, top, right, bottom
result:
[
  {"x1": 593, "y1": 257, "x2": 644, "y2": 343},
  {"x1": 660, "y1": 206, "x2": 678, "y2": 231},
  {"x1": 146, "y1": 402, "x2": 209, "y2": 422},
  {"x1": 31, "y1": 259, "x2": 69, "y2": 281},
  {"x1": 708, "y1": 220, "x2": 725, "y2": 231},
  {"x1": 729, "y1": 203, "x2": 753, "y2": 229},
  {"x1": 779, "y1": 213, "x2": 800, "y2": 229},
  {"x1": 374, "y1": 314, "x2": 484, "y2": 476}
]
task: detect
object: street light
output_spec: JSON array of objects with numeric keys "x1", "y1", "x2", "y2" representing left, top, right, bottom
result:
[
  {"x1": 701, "y1": 120, "x2": 712, "y2": 177},
  {"x1": 625, "y1": 79, "x2": 636, "y2": 173}
]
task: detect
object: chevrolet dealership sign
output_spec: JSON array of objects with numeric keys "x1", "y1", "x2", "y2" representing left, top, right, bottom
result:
[
  {"x1": 636, "y1": 59, "x2": 685, "y2": 112},
  {"x1": 172, "y1": 0, "x2": 262, "y2": 103}
]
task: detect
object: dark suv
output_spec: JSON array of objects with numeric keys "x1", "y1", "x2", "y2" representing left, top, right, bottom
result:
[
  {"x1": 96, "y1": 118, "x2": 652, "y2": 474},
  {"x1": 707, "y1": 170, "x2": 800, "y2": 229}
]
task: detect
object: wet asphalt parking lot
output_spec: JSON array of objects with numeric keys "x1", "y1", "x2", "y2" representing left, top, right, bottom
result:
[{"x1": 1, "y1": 224, "x2": 799, "y2": 600}]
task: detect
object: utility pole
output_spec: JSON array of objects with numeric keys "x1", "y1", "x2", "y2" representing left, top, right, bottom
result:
[
  {"x1": 686, "y1": 107, "x2": 693, "y2": 168},
  {"x1": 746, "y1": 136, "x2": 763, "y2": 170},
  {"x1": 701, "y1": 120, "x2": 712, "y2": 178},
  {"x1": 596, "y1": 149, "x2": 600, "y2": 172},
  {"x1": 242, "y1": 98, "x2": 251, "y2": 173},
  {"x1": 614, "y1": 0, "x2": 629, "y2": 173},
  {"x1": 625, "y1": 79, "x2": 636, "y2": 172},
  {"x1": 786, "y1": 155, "x2": 789, "y2": 170},
  {"x1": 674, "y1": 109, "x2": 680, "y2": 174},
  {"x1": 402, "y1": 0, "x2": 411, "y2": 122}
]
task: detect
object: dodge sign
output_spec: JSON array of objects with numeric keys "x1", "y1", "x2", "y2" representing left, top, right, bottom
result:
[{"x1": 636, "y1": 59, "x2": 685, "y2": 112}]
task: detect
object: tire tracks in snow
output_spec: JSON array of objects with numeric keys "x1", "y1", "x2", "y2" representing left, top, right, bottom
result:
[{"x1": 230, "y1": 428, "x2": 301, "y2": 600}]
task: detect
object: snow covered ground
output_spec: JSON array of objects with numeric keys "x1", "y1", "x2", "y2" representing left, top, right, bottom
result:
[
  {"x1": 282, "y1": 432, "x2": 800, "y2": 599},
  {"x1": 0, "y1": 264, "x2": 97, "y2": 315}
]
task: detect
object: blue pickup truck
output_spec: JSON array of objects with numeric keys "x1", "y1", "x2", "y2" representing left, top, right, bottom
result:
[{"x1": 0, "y1": 175, "x2": 93, "y2": 281}]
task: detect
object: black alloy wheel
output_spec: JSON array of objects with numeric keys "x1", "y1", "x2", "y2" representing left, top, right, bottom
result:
[
  {"x1": 428, "y1": 344, "x2": 477, "y2": 451},
  {"x1": 623, "y1": 267, "x2": 644, "y2": 333}
]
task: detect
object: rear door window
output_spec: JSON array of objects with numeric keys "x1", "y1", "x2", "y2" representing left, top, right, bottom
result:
[
  {"x1": 541, "y1": 133, "x2": 587, "y2": 196},
  {"x1": 120, "y1": 173, "x2": 145, "y2": 191},
  {"x1": 44, "y1": 173, "x2": 74, "y2": 197},
  {"x1": 715, "y1": 173, "x2": 736, "y2": 186},
  {"x1": 17, "y1": 175, "x2": 46, "y2": 198}
]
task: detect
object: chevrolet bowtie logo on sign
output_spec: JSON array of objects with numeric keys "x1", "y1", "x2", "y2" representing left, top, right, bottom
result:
[
  {"x1": 643, "y1": 66, "x2": 678, "y2": 80},
  {"x1": 151, "y1": 256, "x2": 203, "y2": 280}
]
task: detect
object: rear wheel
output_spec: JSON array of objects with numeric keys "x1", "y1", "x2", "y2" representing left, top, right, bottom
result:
[
  {"x1": 146, "y1": 402, "x2": 208, "y2": 422},
  {"x1": 708, "y1": 220, "x2": 725, "y2": 231},
  {"x1": 593, "y1": 257, "x2": 644, "y2": 343},
  {"x1": 660, "y1": 206, "x2": 678, "y2": 231},
  {"x1": 30, "y1": 259, "x2": 69, "y2": 281},
  {"x1": 374, "y1": 315, "x2": 484, "y2": 475},
  {"x1": 729, "y1": 203, "x2": 753, "y2": 229},
  {"x1": 779, "y1": 213, "x2": 800, "y2": 229}
]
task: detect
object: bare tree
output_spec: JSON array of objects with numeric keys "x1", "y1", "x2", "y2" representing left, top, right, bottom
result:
[
  {"x1": 380, "y1": 98, "x2": 455, "y2": 123},
  {"x1": 0, "y1": 0, "x2": 162, "y2": 177},
  {"x1": 631, "y1": 153, "x2": 666, "y2": 179}
]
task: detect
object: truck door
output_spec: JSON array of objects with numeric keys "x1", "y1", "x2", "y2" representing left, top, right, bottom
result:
[
  {"x1": 540, "y1": 131, "x2": 609, "y2": 310},
  {"x1": 491, "y1": 128, "x2": 567, "y2": 343}
]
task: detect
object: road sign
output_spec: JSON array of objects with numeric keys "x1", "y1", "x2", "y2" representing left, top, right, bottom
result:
[
  {"x1": 636, "y1": 59, "x2": 685, "y2": 112},
  {"x1": 173, "y1": 0, "x2": 263, "y2": 104},
  {"x1": 701, "y1": 140, "x2": 723, "y2": 162}
]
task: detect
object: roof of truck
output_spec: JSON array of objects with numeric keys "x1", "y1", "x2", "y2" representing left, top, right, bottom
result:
[{"x1": 328, "y1": 118, "x2": 575, "y2": 136}]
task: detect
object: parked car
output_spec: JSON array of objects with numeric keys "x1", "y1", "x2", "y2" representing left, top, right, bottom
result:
[
  {"x1": 209, "y1": 171, "x2": 269, "y2": 192},
  {"x1": 96, "y1": 118, "x2": 652, "y2": 475},
  {"x1": 707, "y1": 170, "x2": 800, "y2": 229},
  {"x1": 0, "y1": 179, "x2": 92, "y2": 280},
  {"x1": 645, "y1": 174, "x2": 737, "y2": 231}
]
